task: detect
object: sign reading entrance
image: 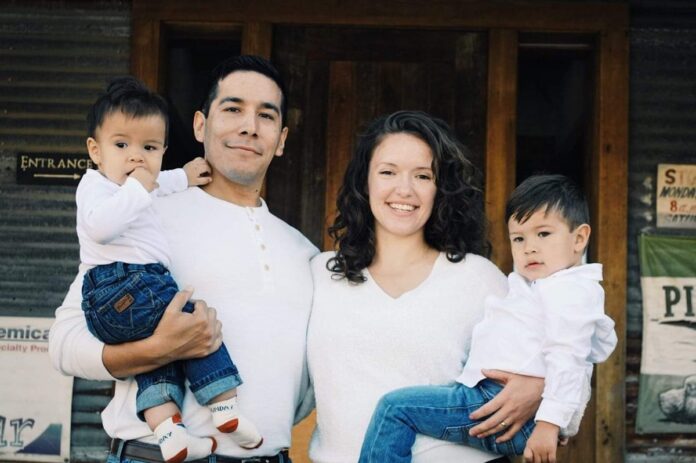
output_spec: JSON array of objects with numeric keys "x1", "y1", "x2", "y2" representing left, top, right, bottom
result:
[{"x1": 16, "y1": 153, "x2": 93, "y2": 186}]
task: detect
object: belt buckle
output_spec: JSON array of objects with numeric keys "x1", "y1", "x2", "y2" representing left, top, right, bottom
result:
[{"x1": 241, "y1": 459, "x2": 268, "y2": 463}]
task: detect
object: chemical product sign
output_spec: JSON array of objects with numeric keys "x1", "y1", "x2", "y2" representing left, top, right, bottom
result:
[
  {"x1": 0, "y1": 317, "x2": 72, "y2": 462},
  {"x1": 636, "y1": 235, "x2": 696, "y2": 434},
  {"x1": 656, "y1": 164, "x2": 696, "y2": 229}
]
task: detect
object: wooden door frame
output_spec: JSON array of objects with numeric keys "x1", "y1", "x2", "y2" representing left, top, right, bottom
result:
[{"x1": 131, "y1": 2, "x2": 628, "y2": 462}]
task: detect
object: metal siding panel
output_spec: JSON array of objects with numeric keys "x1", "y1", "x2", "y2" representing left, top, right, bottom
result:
[
  {"x1": 0, "y1": 2, "x2": 130, "y2": 461},
  {"x1": 627, "y1": 10, "x2": 696, "y2": 460}
]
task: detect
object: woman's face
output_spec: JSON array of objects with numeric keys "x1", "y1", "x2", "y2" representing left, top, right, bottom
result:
[{"x1": 367, "y1": 132, "x2": 437, "y2": 243}]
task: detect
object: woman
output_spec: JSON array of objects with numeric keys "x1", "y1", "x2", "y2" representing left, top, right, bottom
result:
[{"x1": 307, "y1": 111, "x2": 543, "y2": 462}]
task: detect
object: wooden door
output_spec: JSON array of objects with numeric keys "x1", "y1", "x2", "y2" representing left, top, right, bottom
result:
[
  {"x1": 265, "y1": 25, "x2": 488, "y2": 462},
  {"x1": 266, "y1": 26, "x2": 488, "y2": 248},
  {"x1": 131, "y1": 3, "x2": 628, "y2": 462}
]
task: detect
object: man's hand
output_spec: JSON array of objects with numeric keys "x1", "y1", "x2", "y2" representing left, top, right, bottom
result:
[
  {"x1": 151, "y1": 287, "x2": 223, "y2": 364},
  {"x1": 129, "y1": 166, "x2": 159, "y2": 192},
  {"x1": 468, "y1": 369, "x2": 543, "y2": 442},
  {"x1": 102, "y1": 288, "x2": 223, "y2": 379},
  {"x1": 524, "y1": 421, "x2": 559, "y2": 463},
  {"x1": 183, "y1": 157, "x2": 212, "y2": 186}
]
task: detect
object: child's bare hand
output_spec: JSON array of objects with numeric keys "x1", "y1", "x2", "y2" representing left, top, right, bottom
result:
[
  {"x1": 524, "y1": 421, "x2": 559, "y2": 463},
  {"x1": 184, "y1": 157, "x2": 212, "y2": 186},
  {"x1": 129, "y1": 166, "x2": 158, "y2": 192}
]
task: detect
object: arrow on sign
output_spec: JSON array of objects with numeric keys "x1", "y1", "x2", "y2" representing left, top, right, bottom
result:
[{"x1": 33, "y1": 173, "x2": 82, "y2": 180}]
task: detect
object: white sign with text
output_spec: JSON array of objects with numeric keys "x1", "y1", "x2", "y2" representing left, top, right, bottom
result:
[
  {"x1": 0, "y1": 317, "x2": 72, "y2": 462},
  {"x1": 657, "y1": 163, "x2": 696, "y2": 229}
]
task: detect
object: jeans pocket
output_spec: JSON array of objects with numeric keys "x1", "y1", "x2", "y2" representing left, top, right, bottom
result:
[{"x1": 93, "y1": 273, "x2": 165, "y2": 342}]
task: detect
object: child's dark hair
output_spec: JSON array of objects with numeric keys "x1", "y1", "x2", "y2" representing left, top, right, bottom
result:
[
  {"x1": 87, "y1": 76, "x2": 169, "y2": 144},
  {"x1": 199, "y1": 55, "x2": 288, "y2": 126},
  {"x1": 505, "y1": 174, "x2": 589, "y2": 229}
]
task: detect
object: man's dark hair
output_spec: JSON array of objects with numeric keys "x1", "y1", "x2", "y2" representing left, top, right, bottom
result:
[
  {"x1": 505, "y1": 174, "x2": 590, "y2": 230},
  {"x1": 199, "y1": 55, "x2": 288, "y2": 126},
  {"x1": 87, "y1": 76, "x2": 169, "y2": 144}
]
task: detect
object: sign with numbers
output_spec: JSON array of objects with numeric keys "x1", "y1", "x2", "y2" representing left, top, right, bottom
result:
[
  {"x1": 656, "y1": 164, "x2": 696, "y2": 229},
  {"x1": 0, "y1": 317, "x2": 72, "y2": 462}
]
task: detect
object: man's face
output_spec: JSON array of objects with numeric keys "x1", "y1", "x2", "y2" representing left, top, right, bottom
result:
[{"x1": 193, "y1": 71, "x2": 288, "y2": 191}]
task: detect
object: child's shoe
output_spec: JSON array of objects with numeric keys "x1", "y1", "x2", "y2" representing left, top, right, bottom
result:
[
  {"x1": 154, "y1": 414, "x2": 217, "y2": 463},
  {"x1": 209, "y1": 396, "x2": 263, "y2": 449}
]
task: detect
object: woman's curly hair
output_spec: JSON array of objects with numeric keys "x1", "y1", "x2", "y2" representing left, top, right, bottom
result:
[{"x1": 327, "y1": 110, "x2": 489, "y2": 283}]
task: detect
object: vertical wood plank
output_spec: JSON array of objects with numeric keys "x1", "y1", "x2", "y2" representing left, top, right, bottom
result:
[
  {"x1": 591, "y1": 28, "x2": 629, "y2": 463},
  {"x1": 130, "y1": 19, "x2": 161, "y2": 90},
  {"x1": 242, "y1": 22, "x2": 273, "y2": 58},
  {"x1": 454, "y1": 33, "x2": 487, "y2": 173},
  {"x1": 485, "y1": 29, "x2": 517, "y2": 271},
  {"x1": 242, "y1": 22, "x2": 273, "y2": 197},
  {"x1": 323, "y1": 61, "x2": 357, "y2": 250},
  {"x1": 298, "y1": 60, "x2": 330, "y2": 247}
]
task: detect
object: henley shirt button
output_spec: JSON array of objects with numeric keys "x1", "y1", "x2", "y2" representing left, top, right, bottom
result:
[
  {"x1": 260, "y1": 244, "x2": 266, "y2": 250},
  {"x1": 255, "y1": 224, "x2": 261, "y2": 231},
  {"x1": 264, "y1": 264, "x2": 270, "y2": 271}
]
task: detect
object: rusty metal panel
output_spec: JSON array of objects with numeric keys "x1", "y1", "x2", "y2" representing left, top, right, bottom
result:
[
  {"x1": 626, "y1": 11, "x2": 696, "y2": 462},
  {"x1": 0, "y1": 1, "x2": 130, "y2": 461}
]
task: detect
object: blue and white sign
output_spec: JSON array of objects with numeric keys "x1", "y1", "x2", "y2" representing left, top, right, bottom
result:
[{"x1": 0, "y1": 317, "x2": 72, "y2": 462}]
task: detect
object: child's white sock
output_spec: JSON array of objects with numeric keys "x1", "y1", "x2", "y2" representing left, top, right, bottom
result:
[
  {"x1": 209, "y1": 397, "x2": 263, "y2": 449},
  {"x1": 154, "y1": 414, "x2": 217, "y2": 463}
]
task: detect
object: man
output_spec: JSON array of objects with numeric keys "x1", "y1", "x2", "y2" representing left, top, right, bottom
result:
[{"x1": 49, "y1": 55, "x2": 318, "y2": 463}]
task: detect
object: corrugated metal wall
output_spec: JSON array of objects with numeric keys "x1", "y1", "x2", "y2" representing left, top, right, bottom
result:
[
  {"x1": 0, "y1": 1, "x2": 130, "y2": 460},
  {"x1": 3, "y1": 1, "x2": 696, "y2": 462},
  {"x1": 627, "y1": 1, "x2": 696, "y2": 461}
]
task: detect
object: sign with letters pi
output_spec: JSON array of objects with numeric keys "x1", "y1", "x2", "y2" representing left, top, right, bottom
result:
[
  {"x1": 636, "y1": 234, "x2": 696, "y2": 434},
  {"x1": 16, "y1": 153, "x2": 93, "y2": 186}
]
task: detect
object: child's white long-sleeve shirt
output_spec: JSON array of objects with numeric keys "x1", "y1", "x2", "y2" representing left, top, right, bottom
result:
[
  {"x1": 75, "y1": 168, "x2": 188, "y2": 267},
  {"x1": 457, "y1": 264, "x2": 617, "y2": 433}
]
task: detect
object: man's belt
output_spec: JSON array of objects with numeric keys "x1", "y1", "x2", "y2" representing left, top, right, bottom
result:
[{"x1": 109, "y1": 438, "x2": 289, "y2": 463}]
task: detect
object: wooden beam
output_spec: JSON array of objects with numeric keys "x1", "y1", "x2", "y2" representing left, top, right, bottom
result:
[
  {"x1": 485, "y1": 29, "x2": 517, "y2": 272},
  {"x1": 591, "y1": 28, "x2": 629, "y2": 463},
  {"x1": 323, "y1": 61, "x2": 357, "y2": 251},
  {"x1": 132, "y1": 1, "x2": 628, "y2": 32},
  {"x1": 242, "y1": 22, "x2": 273, "y2": 58},
  {"x1": 130, "y1": 18, "x2": 162, "y2": 90}
]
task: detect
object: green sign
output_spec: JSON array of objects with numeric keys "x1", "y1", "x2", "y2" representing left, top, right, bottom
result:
[{"x1": 636, "y1": 234, "x2": 696, "y2": 434}]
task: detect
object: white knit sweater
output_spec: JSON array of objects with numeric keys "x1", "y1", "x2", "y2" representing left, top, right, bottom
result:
[{"x1": 307, "y1": 251, "x2": 508, "y2": 463}]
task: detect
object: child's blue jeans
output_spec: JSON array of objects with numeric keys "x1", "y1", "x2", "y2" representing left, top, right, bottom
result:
[
  {"x1": 359, "y1": 379, "x2": 535, "y2": 462},
  {"x1": 82, "y1": 261, "x2": 242, "y2": 420}
]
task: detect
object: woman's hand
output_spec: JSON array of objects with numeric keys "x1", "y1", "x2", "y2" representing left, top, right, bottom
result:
[{"x1": 467, "y1": 369, "x2": 543, "y2": 442}]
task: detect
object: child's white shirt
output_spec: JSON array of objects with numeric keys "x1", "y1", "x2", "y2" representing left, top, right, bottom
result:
[
  {"x1": 76, "y1": 168, "x2": 188, "y2": 267},
  {"x1": 457, "y1": 263, "x2": 617, "y2": 434}
]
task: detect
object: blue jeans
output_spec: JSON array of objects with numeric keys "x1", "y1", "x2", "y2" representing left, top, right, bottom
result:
[
  {"x1": 83, "y1": 262, "x2": 242, "y2": 420},
  {"x1": 359, "y1": 379, "x2": 535, "y2": 462}
]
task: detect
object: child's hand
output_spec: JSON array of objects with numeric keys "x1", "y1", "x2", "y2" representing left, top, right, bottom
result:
[
  {"x1": 524, "y1": 421, "x2": 559, "y2": 463},
  {"x1": 184, "y1": 157, "x2": 212, "y2": 186},
  {"x1": 129, "y1": 166, "x2": 158, "y2": 192}
]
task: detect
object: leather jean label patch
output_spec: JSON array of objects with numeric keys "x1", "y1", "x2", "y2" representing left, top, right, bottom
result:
[{"x1": 114, "y1": 293, "x2": 134, "y2": 313}]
